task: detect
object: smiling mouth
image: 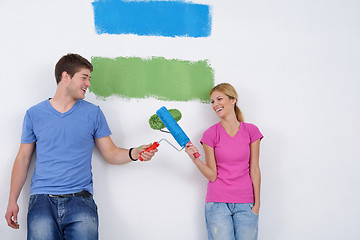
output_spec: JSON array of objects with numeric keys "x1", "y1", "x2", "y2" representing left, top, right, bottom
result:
[
  {"x1": 81, "y1": 88, "x2": 87, "y2": 92},
  {"x1": 216, "y1": 108, "x2": 223, "y2": 112}
]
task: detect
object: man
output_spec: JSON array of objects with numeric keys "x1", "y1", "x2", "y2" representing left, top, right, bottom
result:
[{"x1": 5, "y1": 53, "x2": 157, "y2": 239}]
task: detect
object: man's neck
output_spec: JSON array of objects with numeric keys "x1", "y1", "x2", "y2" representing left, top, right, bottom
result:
[{"x1": 49, "y1": 93, "x2": 77, "y2": 113}]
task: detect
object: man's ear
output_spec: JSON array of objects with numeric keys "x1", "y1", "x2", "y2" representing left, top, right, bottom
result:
[{"x1": 61, "y1": 71, "x2": 70, "y2": 82}]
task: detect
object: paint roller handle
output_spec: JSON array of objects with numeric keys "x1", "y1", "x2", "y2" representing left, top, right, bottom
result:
[
  {"x1": 186, "y1": 141, "x2": 200, "y2": 159},
  {"x1": 139, "y1": 142, "x2": 160, "y2": 161}
]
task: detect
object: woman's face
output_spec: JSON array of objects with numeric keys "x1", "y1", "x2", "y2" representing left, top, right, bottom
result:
[{"x1": 210, "y1": 90, "x2": 236, "y2": 118}]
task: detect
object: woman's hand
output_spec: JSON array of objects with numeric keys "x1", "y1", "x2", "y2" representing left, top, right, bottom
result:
[
  {"x1": 251, "y1": 204, "x2": 260, "y2": 215},
  {"x1": 185, "y1": 142, "x2": 200, "y2": 161}
]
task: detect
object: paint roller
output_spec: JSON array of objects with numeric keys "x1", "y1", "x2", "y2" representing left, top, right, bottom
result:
[{"x1": 139, "y1": 106, "x2": 200, "y2": 161}]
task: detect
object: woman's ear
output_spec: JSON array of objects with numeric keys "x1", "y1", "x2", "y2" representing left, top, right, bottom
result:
[{"x1": 231, "y1": 98, "x2": 236, "y2": 105}]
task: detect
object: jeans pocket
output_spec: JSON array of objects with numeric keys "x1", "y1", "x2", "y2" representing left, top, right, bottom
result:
[
  {"x1": 205, "y1": 202, "x2": 214, "y2": 207},
  {"x1": 80, "y1": 197, "x2": 98, "y2": 211},
  {"x1": 28, "y1": 195, "x2": 38, "y2": 212},
  {"x1": 205, "y1": 202, "x2": 217, "y2": 211}
]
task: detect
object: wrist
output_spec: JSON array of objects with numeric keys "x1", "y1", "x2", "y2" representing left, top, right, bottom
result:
[
  {"x1": 8, "y1": 194, "x2": 19, "y2": 204},
  {"x1": 129, "y1": 148, "x2": 138, "y2": 161}
]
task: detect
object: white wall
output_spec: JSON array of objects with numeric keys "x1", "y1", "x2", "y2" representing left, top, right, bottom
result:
[{"x1": 1, "y1": 0, "x2": 359, "y2": 239}]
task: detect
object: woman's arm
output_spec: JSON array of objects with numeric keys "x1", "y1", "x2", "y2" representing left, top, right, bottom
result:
[
  {"x1": 249, "y1": 139, "x2": 261, "y2": 214},
  {"x1": 185, "y1": 142, "x2": 217, "y2": 182}
]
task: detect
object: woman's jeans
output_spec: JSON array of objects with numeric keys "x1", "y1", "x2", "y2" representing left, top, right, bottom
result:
[
  {"x1": 205, "y1": 202, "x2": 259, "y2": 240},
  {"x1": 27, "y1": 194, "x2": 99, "y2": 240}
]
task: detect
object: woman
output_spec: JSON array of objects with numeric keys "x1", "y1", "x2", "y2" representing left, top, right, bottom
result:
[{"x1": 185, "y1": 83, "x2": 263, "y2": 240}]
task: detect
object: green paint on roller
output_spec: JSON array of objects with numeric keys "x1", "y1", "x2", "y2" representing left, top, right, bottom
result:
[
  {"x1": 149, "y1": 109, "x2": 182, "y2": 130},
  {"x1": 89, "y1": 56, "x2": 214, "y2": 102}
]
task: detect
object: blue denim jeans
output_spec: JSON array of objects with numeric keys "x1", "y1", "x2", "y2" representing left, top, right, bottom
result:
[
  {"x1": 205, "y1": 202, "x2": 259, "y2": 240},
  {"x1": 27, "y1": 194, "x2": 98, "y2": 240}
]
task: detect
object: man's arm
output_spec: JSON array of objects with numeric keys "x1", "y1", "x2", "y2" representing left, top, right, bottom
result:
[
  {"x1": 95, "y1": 136, "x2": 156, "y2": 164},
  {"x1": 5, "y1": 142, "x2": 35, "y2": 229}
]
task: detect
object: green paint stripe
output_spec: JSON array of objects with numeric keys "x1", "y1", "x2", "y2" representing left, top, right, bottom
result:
[{"x1": 90, "y1": 57, "x2": 214, "y2": 102}]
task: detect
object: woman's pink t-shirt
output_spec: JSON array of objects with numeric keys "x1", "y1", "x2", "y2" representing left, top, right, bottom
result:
[{"x1": 200, "y1": 122, "x2": 263, "y2": 203}]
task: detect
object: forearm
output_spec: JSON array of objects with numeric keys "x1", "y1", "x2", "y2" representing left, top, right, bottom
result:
[
  {"x1": 250, "y1": 169, "x2": 261, "y2": 206},
  {"x1": 193, "y1": 158, "x2": 217, "y2": 182},
  {"x1": 96, "y1": 136, "x2": 156, "y2": 164},
  {"x1": 186, "y1": 143, "x2": 217, "y2": 182},
  {"x1": 103, "y1": 147, "x2": 133, "y2": 165},
  {"x1": 8, "y1": 157, "x2": 31, "y2": 203}
]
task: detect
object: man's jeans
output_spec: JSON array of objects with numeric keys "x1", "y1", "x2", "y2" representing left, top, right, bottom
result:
[
  {"x1": 27, "y1": 194, "x2": 98, "y2": 240},
  {"x1": 205, "y1": 202, "x2": 259, "y2": 240}
]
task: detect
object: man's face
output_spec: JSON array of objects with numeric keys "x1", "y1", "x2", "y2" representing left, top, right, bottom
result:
[{"x1": 66, "y1": 68, "x2": 91, "y2": 100}]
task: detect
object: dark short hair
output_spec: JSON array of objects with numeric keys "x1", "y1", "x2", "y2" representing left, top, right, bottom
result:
[{"x1": 55, "y1": 53, "x2": 93, "y2": 84}]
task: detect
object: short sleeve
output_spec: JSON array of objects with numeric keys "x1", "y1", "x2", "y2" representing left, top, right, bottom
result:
[
  {"x1": 248, "y1": 123, "x2": 263, "y2": 144},
  {"x1": 94, "y1": 107, "x2": 112, "y2": 139},
  {"x1": 200, "y1": 125, "x2": 217, "y2": 148},
  {"x1": 21, "y1": 111, "x2": 36, "y2": 143}
]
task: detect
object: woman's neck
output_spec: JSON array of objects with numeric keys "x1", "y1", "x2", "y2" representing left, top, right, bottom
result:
[{"x1": 220, "y1": 116, "x2": 240, "y2": 136}]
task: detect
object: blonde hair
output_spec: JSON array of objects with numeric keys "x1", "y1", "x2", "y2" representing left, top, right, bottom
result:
[{"x1": 210, "y1": 83, "x2": 244, "y2": 122}]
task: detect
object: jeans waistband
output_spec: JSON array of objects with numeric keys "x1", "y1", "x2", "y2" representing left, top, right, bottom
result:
[{"x1": 48, "y1": 190, "x2": 92, "y2": 198}]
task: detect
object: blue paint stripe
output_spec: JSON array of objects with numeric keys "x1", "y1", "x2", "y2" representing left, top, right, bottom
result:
[{"x1": 92, "y1": 0, "x2": 211, "y2": 38}]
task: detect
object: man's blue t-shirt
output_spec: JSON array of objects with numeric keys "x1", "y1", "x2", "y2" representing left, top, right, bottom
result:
[{"x1": 21, "y1": 99, "x2": 112, "y2": 195}]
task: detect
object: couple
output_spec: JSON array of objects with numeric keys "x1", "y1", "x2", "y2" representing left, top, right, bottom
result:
[{"x1": 5, "y1": 53, "x2": 263, "y2": 240}]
